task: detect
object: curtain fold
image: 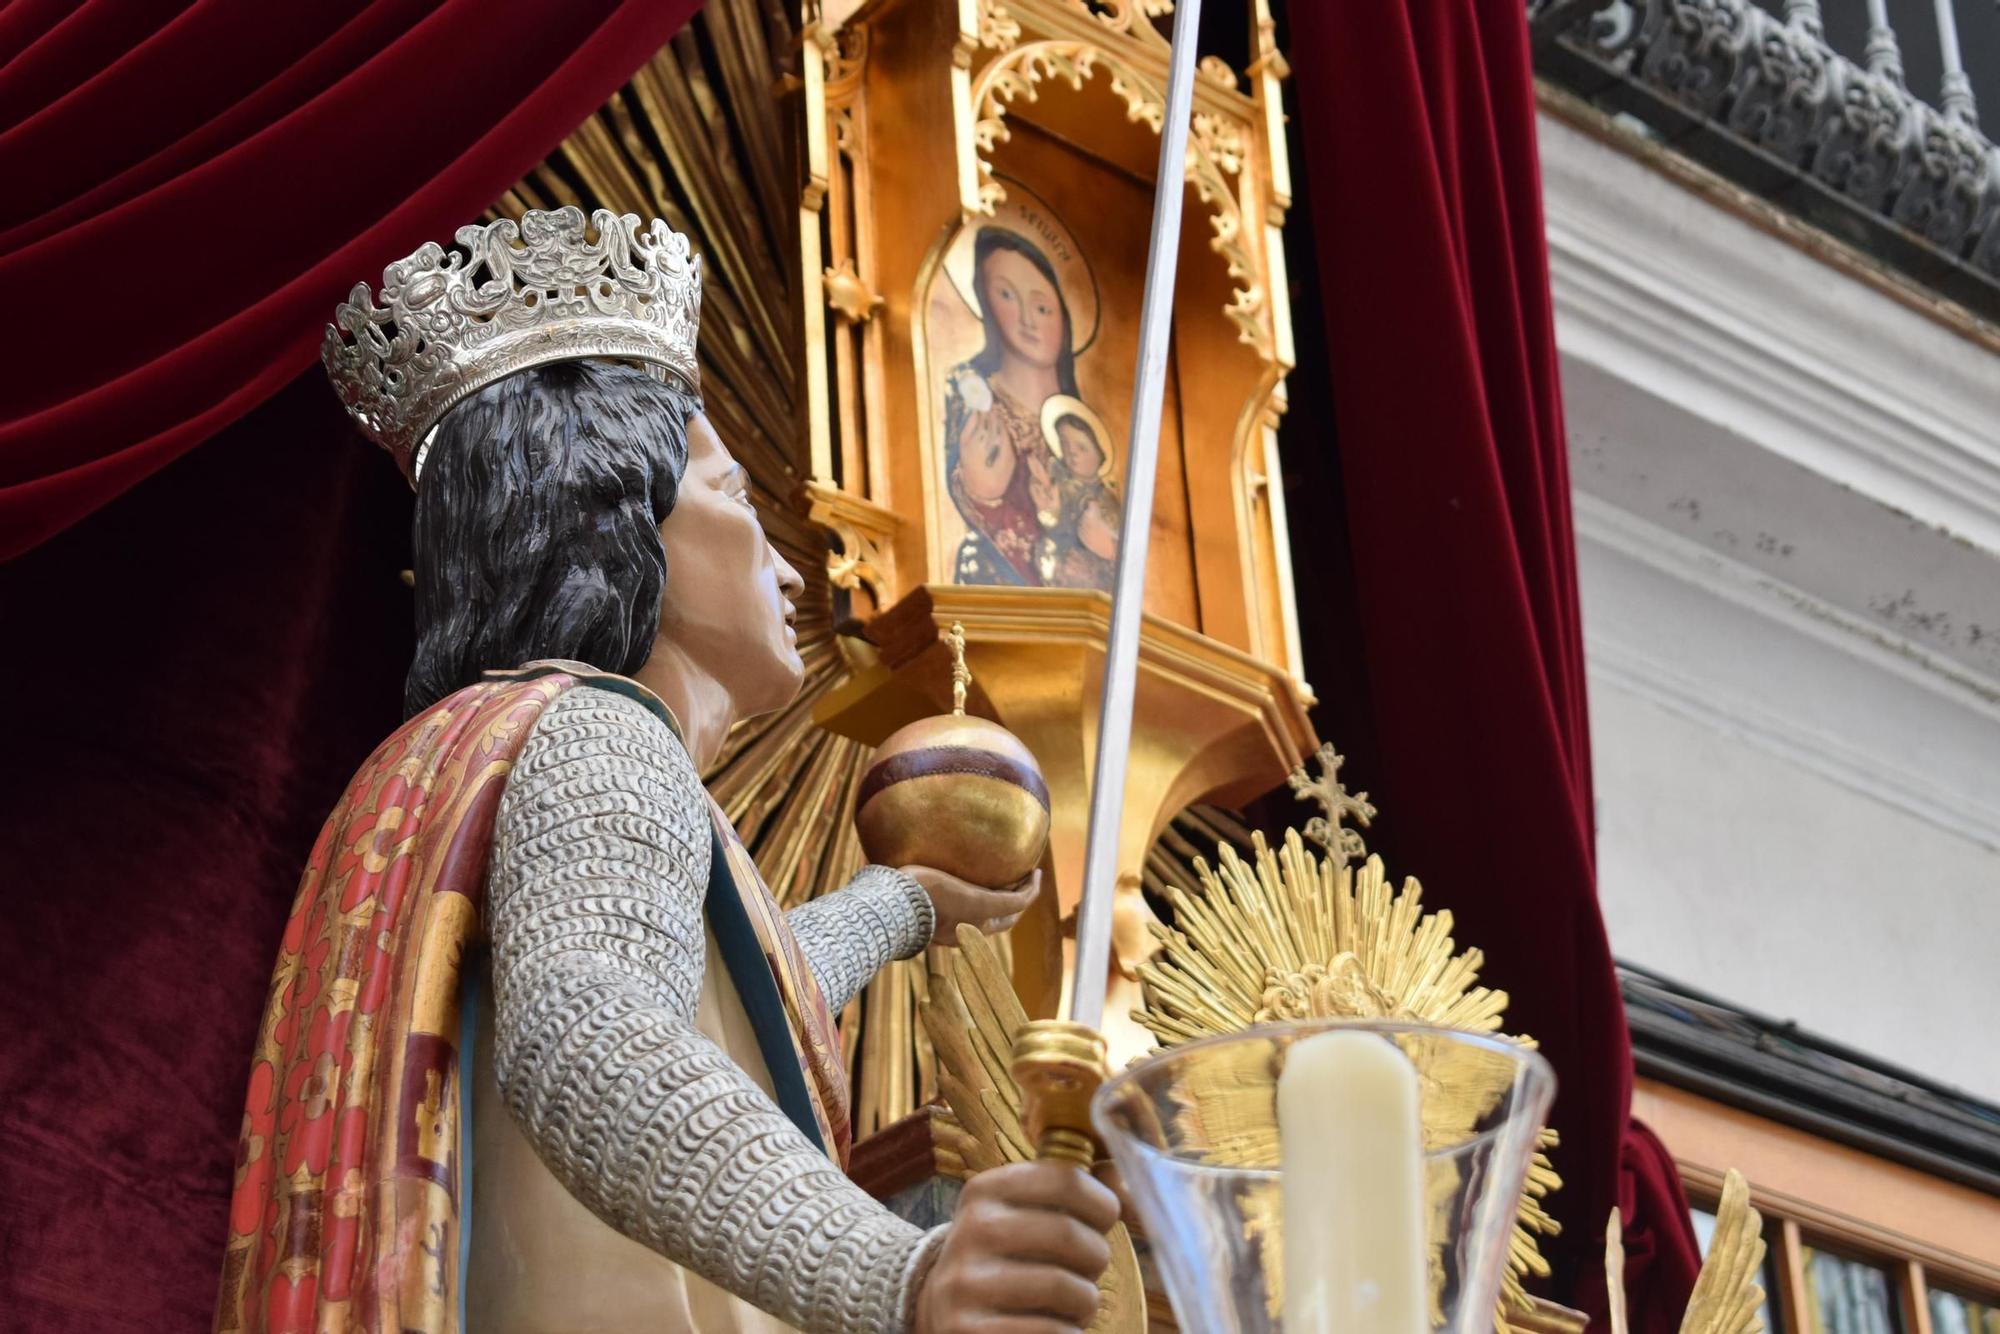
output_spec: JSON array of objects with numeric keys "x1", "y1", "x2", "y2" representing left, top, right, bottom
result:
[
  {"x1": 0, "y1": 0, "x2": 703, "y2": 560},
  {"x1": 0, "y1": 4, "x2": 700, "y2": 1328},
  {"x1": 1285, "y1": 1, "x2": 1701, "y2": 1325},
  {"x1": 0, "y1": 378, "x2": 418, "y2": 1332}
]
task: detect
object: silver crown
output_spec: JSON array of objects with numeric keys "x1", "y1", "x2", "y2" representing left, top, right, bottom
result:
[{"x1": 321, "y1": 206, "x2": 702, "y2": 482}]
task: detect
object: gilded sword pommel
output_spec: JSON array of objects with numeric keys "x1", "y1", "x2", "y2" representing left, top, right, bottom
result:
[{"x1": 1010, "y1": 1018, "x2": 1110, "y2": 1168}]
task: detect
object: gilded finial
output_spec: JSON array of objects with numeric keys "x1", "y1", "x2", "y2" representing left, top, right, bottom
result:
[
  {"x1": 1286, "y1": 742, "x2": 1377, "y2": 864},
  {"x1": 949, "y1": 622, "x2": 971, "y2": 716}
]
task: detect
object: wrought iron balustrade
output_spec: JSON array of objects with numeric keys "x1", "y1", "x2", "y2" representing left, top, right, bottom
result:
[{"x1": 1531, "y1": 0, "x2": 2000, "y2": 320}]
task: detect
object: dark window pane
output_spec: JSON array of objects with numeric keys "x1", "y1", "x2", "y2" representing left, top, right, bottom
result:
[
  {"x1": 1801, "y1": 1245, "x2": 1899, "y2": 1334},
  {"x1": 1928, "y1": 1285, "x2": 2000, "y2": 1334}
]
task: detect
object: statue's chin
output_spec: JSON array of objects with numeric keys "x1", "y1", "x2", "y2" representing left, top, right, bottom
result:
[
  {"x1": 779, "y1": 655, "x2": 807, "y2": 708},
  {"x1": 742, "y1": 651, "x2": 807, "y2": 721}
]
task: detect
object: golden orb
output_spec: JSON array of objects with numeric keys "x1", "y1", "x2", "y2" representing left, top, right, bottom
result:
[
  {"x1": 854, "y1": 622, "x2": 1050, "y2": 886},
  {"x1": 856, "y1": 711, "x2": 1051, "y2": 886}
]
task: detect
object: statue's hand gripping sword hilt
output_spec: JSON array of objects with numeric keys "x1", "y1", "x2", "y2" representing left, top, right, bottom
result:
[{"x1": 1010, "y1": 1019, "x2": 1109, "y2": 1167}]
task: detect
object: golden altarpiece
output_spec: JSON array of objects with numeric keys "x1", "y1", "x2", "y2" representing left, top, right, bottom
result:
[
  {"x1": 492, "y1": 0, "x2": 1315, "y2": 1135},
  {"x1": 796, "y1": 0, "x2": 1315, "y2": 1068}
]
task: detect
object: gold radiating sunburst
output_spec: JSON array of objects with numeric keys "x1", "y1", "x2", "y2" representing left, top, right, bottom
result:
[{"x1": 1132, "y1": 746, "x2": 1563, "y2": 1330}]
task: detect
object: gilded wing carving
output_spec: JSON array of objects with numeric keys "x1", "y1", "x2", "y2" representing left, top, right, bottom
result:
[
  {"x1": 1606, "y1": 1206, "x2": 1630, "y2": 1334},
  {"x1": 1681, "y1": 1170, "x2": 1768, "y2": 1334},
  {"x1": 1605, "y1": 1168, "x2": 1766, "y2": 1334},
  {"x1": 923, "y1": 925, "x2": 1146, "y2": 1334}
]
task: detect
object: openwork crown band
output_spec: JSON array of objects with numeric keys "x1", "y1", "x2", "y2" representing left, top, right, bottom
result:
[{"x1": 321, "y1": 206, "x2": 704, "y2": 482}]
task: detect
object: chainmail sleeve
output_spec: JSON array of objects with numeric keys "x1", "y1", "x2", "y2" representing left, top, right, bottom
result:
[
  {"x1": 784, "y1": 866, "x2": 933, "y2": 1014},
  {"x1": 488, "y1": 685, "x2": 943, "y2": 1334}
]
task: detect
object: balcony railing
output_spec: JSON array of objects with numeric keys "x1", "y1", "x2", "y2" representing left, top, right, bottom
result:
[{"x1": 1531, "y1": 0, "x2": 2000, "y2": 322}]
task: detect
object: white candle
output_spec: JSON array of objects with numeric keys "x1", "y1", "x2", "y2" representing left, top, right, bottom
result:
[{"x1": 1278, "y1": 1030, "x2": 1428, "y2": 1334}]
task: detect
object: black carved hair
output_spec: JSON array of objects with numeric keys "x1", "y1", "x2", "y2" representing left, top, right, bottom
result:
[
  {"x1": 404, "y1": 360, "x2": 698, "y2": 716},
  {"x1": 969, "y1": 227, "x2": 1079, "y2": 397}
]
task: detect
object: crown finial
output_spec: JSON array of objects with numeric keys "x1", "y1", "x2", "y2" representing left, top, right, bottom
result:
[{"x1": 321, "y1": 206, "x2": 704, "y2": 483}]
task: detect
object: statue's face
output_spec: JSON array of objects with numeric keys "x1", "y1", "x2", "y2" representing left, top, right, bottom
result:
[{"x1": 650, "y1": 413, "x2": 806, "y2": 718}]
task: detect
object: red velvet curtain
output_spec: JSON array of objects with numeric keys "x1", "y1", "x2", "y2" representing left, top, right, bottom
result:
[
  {"x1": 0, "y1": 0, "x2": 701, "y2": 560},
  {"x1": 0, "y1": 2, "x2": 699, "y2": 1327},
  {"x1": 0, "y1": 381, "x2": 415, "y2": 1332},
  {"x1": 1285, "y1": 1, "x2": 1702, "y2": 1325}
]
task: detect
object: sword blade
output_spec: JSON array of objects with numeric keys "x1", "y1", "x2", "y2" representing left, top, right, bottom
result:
[{"x1": 1068, "y1": 0, "x2": 1205, "y2": 1030}]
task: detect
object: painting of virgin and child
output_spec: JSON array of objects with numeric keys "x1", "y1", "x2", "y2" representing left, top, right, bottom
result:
[{"x1": 936, "y1": 216, "x2": 1122, "y2": 593}]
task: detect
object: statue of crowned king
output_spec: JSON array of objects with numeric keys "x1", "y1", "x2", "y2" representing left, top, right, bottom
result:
[{"x1": 214, "y1": 207, "x2": 1118, "y2": 1334}]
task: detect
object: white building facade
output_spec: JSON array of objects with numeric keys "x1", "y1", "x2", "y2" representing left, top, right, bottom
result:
[
  {"x1": 1526, "y1": 0, "x2": 2000, "y2": 1312},
  {"x1": 1541, "y1": 105, "x2": 2000, "y2": 1105}
]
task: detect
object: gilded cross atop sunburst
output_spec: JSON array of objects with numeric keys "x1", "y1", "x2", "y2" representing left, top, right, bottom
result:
[
  {"x1": 1286, "y1": 742, "x2": 1377, "y2": 865},
  {"x1": 1137, "y1": 749, "x2": 1560, "y2": 1331}
]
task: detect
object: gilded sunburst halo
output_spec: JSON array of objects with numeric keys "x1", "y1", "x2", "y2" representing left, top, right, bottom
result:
[{"x1": 1131, "y1": 744, "x2": 1563, "y2": 1329}]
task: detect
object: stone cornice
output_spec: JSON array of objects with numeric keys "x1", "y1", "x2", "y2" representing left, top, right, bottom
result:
[
  {"x1": 1575, "y1": 493, "x2": 2000, "y2": 855},
  {"x1": 1532, "y1": 0, "x2": 2000, "y2": 321},
  {"x1": 1539, "y1": 111, "x2": 2000, "y2": 563}
]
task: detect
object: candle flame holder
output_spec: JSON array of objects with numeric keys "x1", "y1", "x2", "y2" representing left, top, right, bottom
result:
[{"x1": 1091, "y1": 1019, "x2": 1556, "y2": 1333}]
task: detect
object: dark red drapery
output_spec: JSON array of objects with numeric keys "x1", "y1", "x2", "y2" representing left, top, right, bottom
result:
[
  {"x1": 0, "y1": 2, "x2": 699, "y2": 1327},
  {"x1": 0, "y1": 381, "x2": 416, "y2": 1332},
  {"x1": 1285, "y1": 0, "x2": 1702, "y2": 1325},
  {"x1": 0, "y1": 0, "x2": 702, "y2": 561}
]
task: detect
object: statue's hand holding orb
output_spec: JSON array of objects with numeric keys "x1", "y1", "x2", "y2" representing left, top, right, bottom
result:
[{"x1": 905, "y1": 866, "x2": 1040, "y2": 946}]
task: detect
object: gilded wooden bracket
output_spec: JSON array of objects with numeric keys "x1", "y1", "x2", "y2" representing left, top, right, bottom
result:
[{"x1": 804, "y1": 480, "x2": 899, "y2": 610}]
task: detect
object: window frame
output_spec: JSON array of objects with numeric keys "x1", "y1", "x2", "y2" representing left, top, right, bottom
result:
[{"x1": 1639, "y1": 1077, "x2": 2000, "y2": 1334}]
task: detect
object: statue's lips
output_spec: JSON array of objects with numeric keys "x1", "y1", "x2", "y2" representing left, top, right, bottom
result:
[{"x1": 856, "y1": 744, "x2": 1052, "y2": 812}]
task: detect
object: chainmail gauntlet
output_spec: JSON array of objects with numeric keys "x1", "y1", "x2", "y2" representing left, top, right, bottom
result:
[
  {"x1": 488, "y1": 686, "x2": 942, "y2": 1333},
  {"x1": 786, "y1": 865, "x2": 932, "y2": 1013}
]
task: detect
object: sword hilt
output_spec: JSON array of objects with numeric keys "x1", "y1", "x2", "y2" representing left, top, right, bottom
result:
[{"x1": 1011, "y1": 1019, "x2": 1109, "y2": 1167}]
